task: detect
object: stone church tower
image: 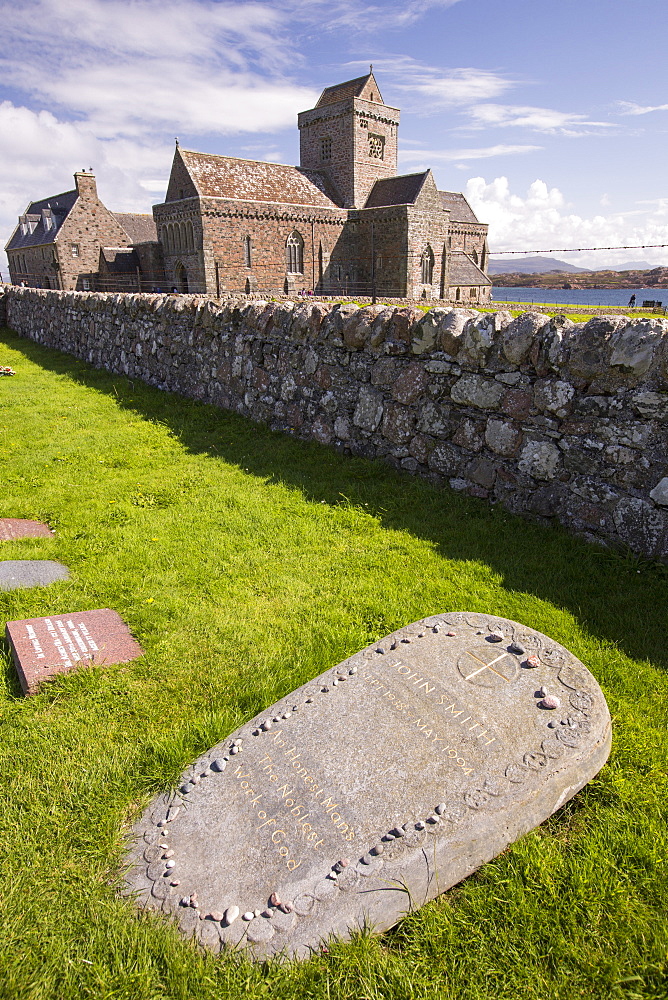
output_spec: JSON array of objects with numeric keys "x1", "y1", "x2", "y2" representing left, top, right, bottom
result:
[{"x1": 298, "y1": 71, "x2": 399, "y2": 209}]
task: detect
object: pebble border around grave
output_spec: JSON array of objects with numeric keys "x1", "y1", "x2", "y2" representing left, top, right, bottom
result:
[{"x1": 124, "y1": 612, "x2": 611, "y2": 960}]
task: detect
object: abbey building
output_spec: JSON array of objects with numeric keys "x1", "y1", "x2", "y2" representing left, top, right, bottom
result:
[
  {"x1": 153, "y1": 71, "x2": 491, "y2": 302},
  {"x1": 6, "y1": 72, "x2": 491, "y2": 302}
]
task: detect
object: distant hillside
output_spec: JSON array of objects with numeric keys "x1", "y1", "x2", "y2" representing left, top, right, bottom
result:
[
  {"x1": 488, "y1": 256, "x2": 590, "y2": 275},
  {"x1": 492, "y1": 266, "x2": 668, "y2": 289},
  {"x1": 606, "y1": 260, "x2": 659, "y2": 271}
]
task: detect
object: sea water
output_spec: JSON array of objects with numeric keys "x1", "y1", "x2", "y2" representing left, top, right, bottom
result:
[{"x1": 491, "y1": 286, "x2": 665, "y2": 310}]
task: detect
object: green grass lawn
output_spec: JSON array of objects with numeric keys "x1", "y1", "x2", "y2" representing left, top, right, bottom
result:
[
  {"x1": 347, "y1": 301, "x2": 665, "y2": 323},
  {"x1": 0, "y1": 326, "x2": 667, "y2": 1000}
]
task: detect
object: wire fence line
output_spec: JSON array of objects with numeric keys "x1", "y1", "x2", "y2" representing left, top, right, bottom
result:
[
  {"x1": 2, "y1": 241, "x2": 666, "y2": 299},
  {"x1": 491, "y1": 243, "x2": 668, "y2": 255}
]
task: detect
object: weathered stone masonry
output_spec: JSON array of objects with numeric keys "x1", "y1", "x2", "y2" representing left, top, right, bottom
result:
[{"x1": 3, "y1": 287, "x2": 667, "y2": 561}]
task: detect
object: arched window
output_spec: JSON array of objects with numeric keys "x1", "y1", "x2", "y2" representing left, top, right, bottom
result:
[
  {"x1": 421, "y1": 245, "x2": 434, "y2": 285},
  {"x1": 286, "y1": 231, "x2": 304, "y2": 274},
  {"x1": 187, "y1": 221, "x2": 194, "y2": 251},
  {"x1": 181, "y1": 223, "x2": 188, "y2": 252},
  {"x1": 243, "y1": 235, "x2": 252, "y2": 268},
  {"x1": 472, "y1": 247, "x2": 479, "y2": 265},
  {"x1": 456, "y1": 287, "x2": 461, "y2": 301}
]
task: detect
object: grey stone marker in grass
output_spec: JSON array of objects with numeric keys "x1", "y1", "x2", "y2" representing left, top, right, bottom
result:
[
  {"x1": 125, "y1": 612, "x2": 611, "y2": 960},
  {"x1": 0, "y1": 559, "x2": 69, "y2": 591}
]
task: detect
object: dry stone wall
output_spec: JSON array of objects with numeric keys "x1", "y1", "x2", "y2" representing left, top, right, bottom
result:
[{"x1": 3, "y1": 287, "x2": 667, "y2": 561}]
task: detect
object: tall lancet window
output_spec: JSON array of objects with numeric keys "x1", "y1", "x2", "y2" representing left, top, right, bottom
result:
[
  {"x1": 243, "y1": 235, "x2": 252, "y2": 268},
  {"x1": 286, "y1": 231, "x2": 304, "y2": 274},
  {"x1": 421, "y1": 245, "x2": 434, "y2": 284}
]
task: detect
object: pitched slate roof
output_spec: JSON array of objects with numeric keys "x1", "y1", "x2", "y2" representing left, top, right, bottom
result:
[
  {"x1": 449, "y1": 253, "x2": 492, "y2": 286},
  {"x1": 364, "y1": 172, "x2": 431, "y2": 208},
  {"x1": 114, "y1": 213, "x2": 157, "y2": 243},
  {"x1": 5, "y1": 189, "x2": 77, "y2": 251},
  {"x1": 439, "y1": 191, "x2": 481, "y2": 225},
  {"x1": 316, "y1": 73, "x2": 374, "y2": 108},
  {"x1": 179, "y1": 149, "x2": 340, "y2": 209}
]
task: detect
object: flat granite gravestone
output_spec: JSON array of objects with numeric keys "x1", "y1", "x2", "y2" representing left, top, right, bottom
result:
[
  {"x1": 0, "y1": 560, "x2": 70, "y2": 592},
  {"x1": 0, "y1": 518, "x2": 54, "y2": 541},
  {"x1": 124, "y1": 613, "x2": 611, "y2": 960},
  {"x1": 6, "y1": 608, "x2": 145, "y2": 694}
]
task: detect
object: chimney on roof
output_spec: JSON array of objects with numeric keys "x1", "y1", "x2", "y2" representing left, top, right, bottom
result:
[{"x1": 74, "y1": 170, "x2": 97, "y2": 202}]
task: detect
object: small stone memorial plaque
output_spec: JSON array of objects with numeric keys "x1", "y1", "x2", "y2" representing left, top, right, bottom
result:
[
  {"x1": 0, "y1": 518, "x2": 54, "y2": 541},
  {"x1": 125, "y1": 613, "x2": 611, "y2": 959},
  {"x1": 6, "y1": 608, "x2": 144, "y2": 694}
]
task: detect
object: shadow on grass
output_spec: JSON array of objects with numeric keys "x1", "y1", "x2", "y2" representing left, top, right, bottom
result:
[{"x1": 4, "y1": 328, "x2": 667, "y2": 673}]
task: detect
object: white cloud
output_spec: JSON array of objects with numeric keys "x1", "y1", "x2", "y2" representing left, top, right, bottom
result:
[
  {"x1": 288, "y1": 0, "x2": 461, "y2": 30},
  {"x1": 0, "y1": 0, "x2": 319, "y2": 138},
  {"x1": 617, "y1": 100, "x2": 668, "y2": 115},
  {"x1": 468, "y1": 103, "x2": 612, "y2": 135},
  {"x1": 465, "y1": 176, "x2": 668, "y2": 267},
  {"x1": 400, "y1": 69, "x2": 513, "y2": 107},
  {"x1": 371, "y1": 58, "x2": 513, "y2": 110},
  {"x1": 400, "y1": 144, "x2": 541, "y2": 166}
]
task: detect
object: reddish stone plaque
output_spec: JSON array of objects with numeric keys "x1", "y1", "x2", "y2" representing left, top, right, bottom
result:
[
  {"x1": 5, "y1": 609, "x2": 144, "y2": 695},
  {"x1": 0, "y1": 518, "x2": 54, "y2": 541}
]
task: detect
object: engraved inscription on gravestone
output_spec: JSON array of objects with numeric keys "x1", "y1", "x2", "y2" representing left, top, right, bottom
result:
[
  {"x1": 125, "y1": 613, "x2": 611, "y2": 960},
  {"x1": 6, "y1": 608, "x2": 144, "y2": 694}
]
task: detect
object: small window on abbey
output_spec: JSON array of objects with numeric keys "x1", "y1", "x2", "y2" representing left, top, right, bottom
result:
[
  {"x1": 321, "y1": 137, "x2": 332, "y2": 161},
  {"x1": 243, "y1": 235, "x2": 252, "y2": 268},
  {"x1": 368, "y1": 134, "x2": 385, "y2": 159}
]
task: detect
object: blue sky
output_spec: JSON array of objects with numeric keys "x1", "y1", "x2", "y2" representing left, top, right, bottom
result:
[{"x1": 2, "y1": 0, "x2": 667, "y2": 273}]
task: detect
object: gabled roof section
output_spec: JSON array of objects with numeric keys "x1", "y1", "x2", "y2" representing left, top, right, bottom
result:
[
  {"x1": 364, "y1": 172, "x2": 430, "y2": 208},
  {"x1": 439, "y1": 191, "x2": 481, "y2": 225},
  {"x1": 316, "y1": 72, "x2": 381, "y2": 107},
  {"x1": 114, "y1": 213, "x2": 158, "y2": 243},
  {"x1": 177, "y1": 149, "x2": 341, "y2": 209},
  {"x1": 5, "y1": 189, "x2": 77, "y2": 251},
  {"x1": 449, "y1": 253, "x2": 492, "y2": 286}
]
